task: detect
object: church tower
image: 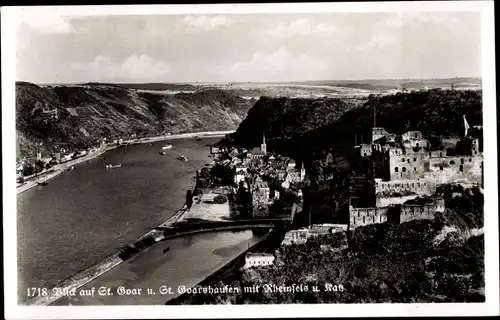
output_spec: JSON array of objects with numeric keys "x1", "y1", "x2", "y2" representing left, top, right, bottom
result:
[
  {"x1": 260, "y1": 133, "x2": 267, "y2": 154},
  {"x1": 300, "y1": 162, "x2": 306, "y2": 181}
]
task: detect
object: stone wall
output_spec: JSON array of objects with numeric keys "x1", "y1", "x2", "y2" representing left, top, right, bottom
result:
[
  {"x1": 349, "y1": 206, "x2": 389, "y2": 228},
  {"x1": 400, "y1": 204, "x2": 436, "y2": 223},
  {"x1": 376, "y1": 194, "x2": 419, "y2": 207},
  {"x1": 425, "y1": 155, "x2": 483, "y2": 185},
  {"x1": 350, "y1": 199, "x2": 443, "y2": 228},
  {"x1": 375, "y1": 179, "x2": 436, "y2": 196},
  {"x1": 388, "y1": 151, "x2": 427, "y2": 181}
]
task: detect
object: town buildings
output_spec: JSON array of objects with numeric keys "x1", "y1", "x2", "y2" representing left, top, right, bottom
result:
[{"x1": 213, "y1": 133, "x2": 304, "y2": 221}]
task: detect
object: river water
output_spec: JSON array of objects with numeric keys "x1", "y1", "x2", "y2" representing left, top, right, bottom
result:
[
  {"x1": 51, "y1": 230, "x2": 265, "y2": 305},
  {"x1": 17, "y1": 137, "x2": 265, "y2": 304}
]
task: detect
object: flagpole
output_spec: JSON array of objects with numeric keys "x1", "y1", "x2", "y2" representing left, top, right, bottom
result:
[{"x1": 463, "y1": 115, "x2": 470, "y2": 137}]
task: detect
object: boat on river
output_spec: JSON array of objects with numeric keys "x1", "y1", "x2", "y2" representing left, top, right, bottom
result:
[
  {"x1": 162, "y1": 144, "x2": 173, "y2": 150},
  {"x1": 163, "y1": 247, "x2": 170, "y2": 254},
  {"x1": 177, "y1": 154, "x2": 188, "y2": 162},
  {"x1": 105, "y1": 164, "x2": 122, "y2": 169},
  {"x1": 159, "y1": 151, "x2": 166, "y2": 155},
  {"x1": 37, "y1": 181, "x2": 48, "y2": 186},
  {"x1": 66, "y1": 166, "x2": 75, "y2": 172}
]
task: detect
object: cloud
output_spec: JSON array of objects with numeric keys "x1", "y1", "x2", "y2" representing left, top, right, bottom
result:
[
  {"x1": 264, "y1": 19, "x2": 338, "y2": 38},
  {"x1": 19, "y1": 12, "x2": 75, "y2": 34},
  {"x1": 181, "y1": 15, "x2": 230, "y2": 31},
  {"x1": 226, "y1": 48, "x2": 328, "y2": 81},
  {"x1": 355, "y1": 34, "x2": 398, "y2": 52},
  {"x1": 376, "y1": 12, "x2": 464, "y2": 30},
  {"x1": 69, "y1": 54, "x2": 171, "y2": 82}
]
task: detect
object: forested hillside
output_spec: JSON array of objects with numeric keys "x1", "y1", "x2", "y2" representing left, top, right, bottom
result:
[
  {"x1": 222, "y1": 89, "x2": 483, "y2": 159},
  {"x1": 304, "y1": 89, "x2": 483, "y2": 153},
  {"x1": 222, "y1": 96, "x2": 362, "y2": 155},
  {"x1": 16, "y1": 82, "x2": 255, "y2": 159}
]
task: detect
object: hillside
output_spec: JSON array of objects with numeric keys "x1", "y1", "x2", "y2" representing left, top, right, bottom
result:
[
  {"x1": 15, "y1": 82, "x2": 255, "y2": 159},
  {"x1": 223, "y1": 96, "x2": 361, "y2": 156},
  {"x1": 303, "y1": 89, "x2": 483, "y2": 153},
  {"x1": 224, "y1": 89, "x2": 482, "y2": 157}
]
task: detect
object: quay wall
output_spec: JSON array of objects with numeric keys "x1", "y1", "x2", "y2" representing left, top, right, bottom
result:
[{"x1": 165, "y1": 227, "x2": 286, "y2": 305}]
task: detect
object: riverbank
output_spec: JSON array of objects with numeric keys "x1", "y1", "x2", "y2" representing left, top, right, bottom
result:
[
  {"x1": 24, "y1": 178, "x2": 217, "y2": 306},
  {"x1": 16, "y1": 145, "x2": 113, "y2": 195},
  {"x1": 165, "y1": 227, "x2": 286, "y2": 305},
  {"x1": 16, "y1": 130, "x2": 234, "y2": 195}
]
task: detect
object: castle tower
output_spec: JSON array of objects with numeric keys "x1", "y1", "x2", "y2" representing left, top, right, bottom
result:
[
  {"x1": 372, "y1": 127, "x2": 387, "y2": 143},
  {"x1": 260, "y1": 133, "x2": 267, "y2": 154}
]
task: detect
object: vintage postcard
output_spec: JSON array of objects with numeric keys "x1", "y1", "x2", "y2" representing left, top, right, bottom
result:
[{"x1": 2, "y1": 1, "x2": 499, "y2": 319}]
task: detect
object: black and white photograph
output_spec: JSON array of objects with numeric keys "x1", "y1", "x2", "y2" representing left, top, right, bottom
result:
[{"x1": 2, "y1": 1, "x2": 499, "y2": 319}]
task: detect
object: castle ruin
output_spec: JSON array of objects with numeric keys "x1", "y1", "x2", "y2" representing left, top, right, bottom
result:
[{"x1": 349, "y1": 121, "x2": 482, "y2": 229}]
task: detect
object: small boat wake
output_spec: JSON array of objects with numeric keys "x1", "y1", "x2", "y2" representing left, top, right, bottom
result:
[{"x1": 105, "y1": 164, "x2": 122, "y2": 169}]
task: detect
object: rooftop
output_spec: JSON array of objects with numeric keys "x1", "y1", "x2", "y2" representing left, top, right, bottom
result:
[
  {"x1": 254, "y1": 181, "x2": 269, "y2": 189},
  {"x1": 247, "y1": 253, "x2": 274, "y2": 257},
  {"x1": 250, "y1": 148, "x2": 266, "y2": 155}
]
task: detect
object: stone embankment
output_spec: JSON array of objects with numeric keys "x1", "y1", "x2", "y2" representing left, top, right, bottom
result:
[
  {"x1": 165, "y1": 227, "x2": 286, "y2": 305},
  {"x1": 24, "y1": 181, "x2": 257, "y2": 306}
]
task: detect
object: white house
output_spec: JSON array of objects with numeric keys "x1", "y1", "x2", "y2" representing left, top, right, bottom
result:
[
  {"x1": 281, "y1": 228, "x2": 309, "y2": 246},
  {"x1": 235, "y1": 172, "x2": 246, "y2": 185},
  {"x1": 244, "y1": 253, "x2": 275, "y2": 269}
]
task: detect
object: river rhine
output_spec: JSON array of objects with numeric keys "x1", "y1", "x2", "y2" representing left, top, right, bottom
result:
[{"x1": 17, "y1": 137, "x2": 265, "y2": 305}]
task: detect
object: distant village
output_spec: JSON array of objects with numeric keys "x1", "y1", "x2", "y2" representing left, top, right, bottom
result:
[{"x1": 16, "y1": 127, "x2": 147, "y2": 183}]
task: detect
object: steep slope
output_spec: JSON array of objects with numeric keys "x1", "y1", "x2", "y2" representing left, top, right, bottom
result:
[
  {"x1": 303, "y1": 89, "x2": 483, "y2": 153},
  {"x1": 225, "y1": 96, "x2": 361, "y2": 156},
  {"x1": 15, "y1": 82, "x2": 255, "y2": 159}
]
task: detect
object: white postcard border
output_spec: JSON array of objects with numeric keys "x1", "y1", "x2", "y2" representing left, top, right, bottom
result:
[{"x1": 2, "y1": 1, "x2": 498, "y2": 319}]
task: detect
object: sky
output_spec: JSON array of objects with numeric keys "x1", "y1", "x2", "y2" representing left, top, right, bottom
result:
[{"x1": 15, "y1": 11, "x2": 482, "y2": 83}]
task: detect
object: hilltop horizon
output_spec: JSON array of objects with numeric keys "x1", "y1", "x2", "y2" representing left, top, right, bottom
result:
[
  {"x1": 17, "y1": 76, "x2": 482, "y2": 87},
  {"x1": 16, "y1": 12, "x2": 481, "y2": 84}
]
